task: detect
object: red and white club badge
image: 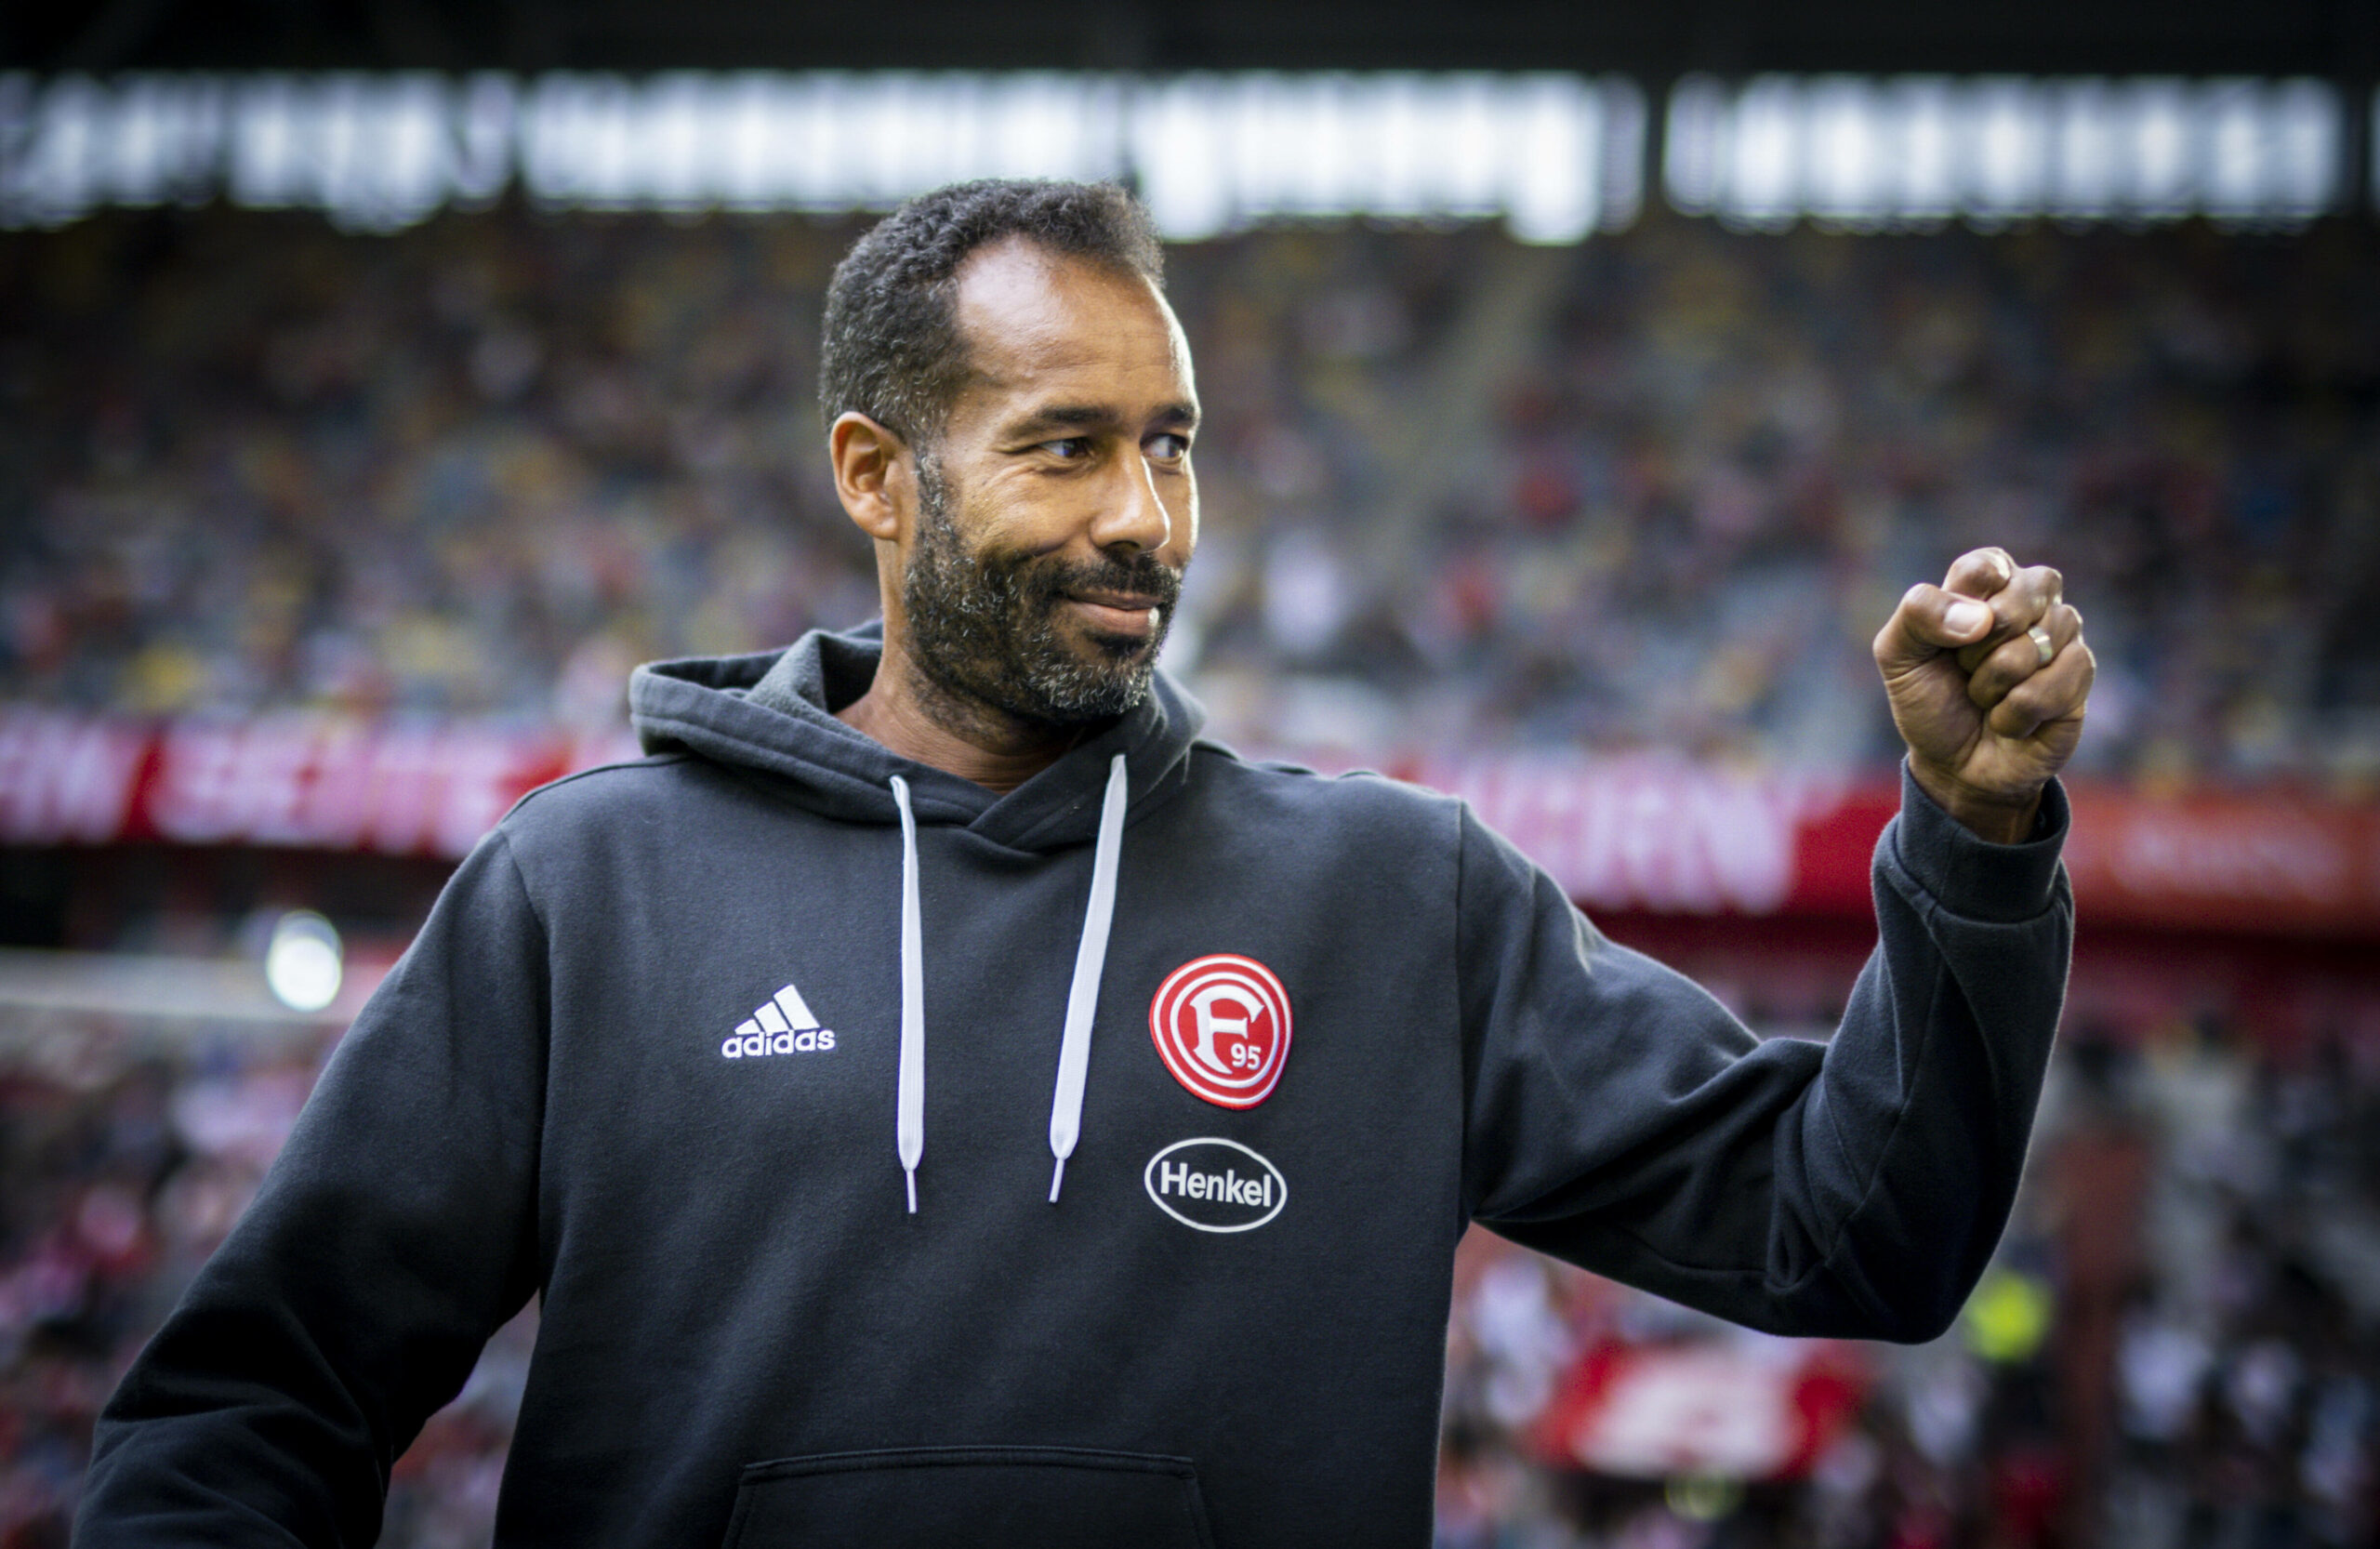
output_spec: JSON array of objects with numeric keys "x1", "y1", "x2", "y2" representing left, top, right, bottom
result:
[{"x1": 1149, "y1": 954, "x2": 1293, "y2": 1109}]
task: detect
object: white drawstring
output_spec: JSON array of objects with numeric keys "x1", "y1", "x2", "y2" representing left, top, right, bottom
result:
[
  {"x1": 891, "y1": 774, "x2": 924, "y2": 1214},
  {"x1": 1049, "y1": 753, "x2": 1130, "y2": 1203},
  {"x1": 886, "y1": 754, "x2": 1131, "y2": 1214}
]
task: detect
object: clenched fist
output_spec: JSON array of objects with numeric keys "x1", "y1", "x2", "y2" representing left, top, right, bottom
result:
[{"x1": 1874, "y1": 547, "x2": 2095, "y2": 845}]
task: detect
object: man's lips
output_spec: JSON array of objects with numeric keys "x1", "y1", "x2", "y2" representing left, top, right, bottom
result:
[{"x1": 1063, "y1": 592, "x2": 1168, "y2": 636}]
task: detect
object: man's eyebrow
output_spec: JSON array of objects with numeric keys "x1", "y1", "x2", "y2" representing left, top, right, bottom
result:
[{"x1": 1000, "y1": 402, "x2": 1201, "y2": 440}]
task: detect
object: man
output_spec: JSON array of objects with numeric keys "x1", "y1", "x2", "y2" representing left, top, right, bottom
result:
[{"x1": 79, "y1": 180, "x2": 2089, "y2": 1546}]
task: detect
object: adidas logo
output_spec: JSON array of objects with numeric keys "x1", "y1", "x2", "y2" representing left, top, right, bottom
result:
[{"x1": 721, "y1": 983, "x2": 838, "y2": 1059}]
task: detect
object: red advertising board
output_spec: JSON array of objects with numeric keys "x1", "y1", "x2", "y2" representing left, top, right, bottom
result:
[
  {"x1": 5, "y1": 708, "x2": 2376, "y2": 938},
  {"x1": 1424, "y1": 749, "x2": 2380, "y2": 939},
  {"x1": 0, "y1": 708, "x2": 635, "y2": 860},
  {"x1": 1528, "y1": 1337, "x2": 1871, "y2": 1481}
]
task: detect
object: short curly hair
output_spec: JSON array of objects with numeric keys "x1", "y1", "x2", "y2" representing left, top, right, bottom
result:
[{"x1": 818, "y1": 179, "x2": 1165, "y2": 452}]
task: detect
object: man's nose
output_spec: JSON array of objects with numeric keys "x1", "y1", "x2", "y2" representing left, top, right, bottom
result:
[{"x1": 1091, "y1": 448, "x2": 1173, "y2": 554}]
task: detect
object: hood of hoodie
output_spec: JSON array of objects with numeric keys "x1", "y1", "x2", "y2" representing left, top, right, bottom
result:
[{"x1": 627, "y1": 621, "x2": 1210, "y2": 854}]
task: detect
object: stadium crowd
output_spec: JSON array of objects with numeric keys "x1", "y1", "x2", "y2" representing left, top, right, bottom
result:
[
  {"x1": 3, "y1": 1005, "x2": 2375, "y2": 1546},
  {"x1": 2, "y1": 206, "x2": 2375, "y2": 782}
]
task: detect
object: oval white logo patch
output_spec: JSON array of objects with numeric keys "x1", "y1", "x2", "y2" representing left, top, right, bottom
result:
[
  {"x1": 1143, "y1": 1137, "x2": 1288, "y2": 1234},
  {"x1": 1148, "y1": 954, "x2": 1292, "y2": 1109}
]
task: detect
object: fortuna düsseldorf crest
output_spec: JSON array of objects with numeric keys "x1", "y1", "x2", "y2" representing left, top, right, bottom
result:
[{"x1": 1148, "y1": 954, "x2": 1293, "y2": 1109}]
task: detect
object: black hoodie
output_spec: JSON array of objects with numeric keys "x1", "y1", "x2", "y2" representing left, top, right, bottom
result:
[{"x1": 77, "y1": 625, "x2": 2072, "y2": 1548}]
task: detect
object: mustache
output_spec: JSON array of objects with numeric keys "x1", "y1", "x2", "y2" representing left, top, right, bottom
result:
[{"x1": 1013, "y1": 549, "x2": 1184, "y2": 613}]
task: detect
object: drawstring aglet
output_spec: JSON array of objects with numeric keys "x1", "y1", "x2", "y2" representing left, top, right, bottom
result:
[{"x1": 1049, "y1": 1156, "x2": 1066, "y2": 1204}]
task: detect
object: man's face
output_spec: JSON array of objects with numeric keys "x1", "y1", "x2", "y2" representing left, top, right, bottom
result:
[{"x1": 895, "y1": 238, "x2": 1199, "y2": 728}]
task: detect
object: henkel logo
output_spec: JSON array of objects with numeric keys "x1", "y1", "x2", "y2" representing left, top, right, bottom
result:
[
  {"x1": 721, "y1": 983, "x2": 838, "y2": 1059},
  {"x1": 1149, "y1": 954, "x2": 1292, "y2": 1108},
  {"x1": 1144, "y1": 1138, "x2": 1288, "y2": 1233}
]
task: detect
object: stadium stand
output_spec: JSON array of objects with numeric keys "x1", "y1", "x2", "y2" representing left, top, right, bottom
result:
[{"x1": 4, "y1": 206, "x2": 2375, "y2": 783}]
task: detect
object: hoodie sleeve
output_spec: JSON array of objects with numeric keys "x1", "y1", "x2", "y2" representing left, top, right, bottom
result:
[
  {"x1": 1459, "y1": 763, "x2": 2071, "y2": 1343},
  {"x1": 76, "y1": 829, "x2": 548, "y2": 1547}
]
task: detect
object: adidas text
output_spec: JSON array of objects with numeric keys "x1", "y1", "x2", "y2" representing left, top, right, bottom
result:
[
  {"x1": 723, "y1": 1027, "x2": 835, "y2": 1058},
  {"x1": 722, "y1": 983, "x2": 837, "y2": 1059}
]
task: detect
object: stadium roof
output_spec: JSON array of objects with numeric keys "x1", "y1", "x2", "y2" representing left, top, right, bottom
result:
[{"x1": 7, "y1": 0, "x2": 2373, "y2": 79}]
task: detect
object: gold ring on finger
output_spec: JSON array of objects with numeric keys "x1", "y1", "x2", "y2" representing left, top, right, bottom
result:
[{"x1": 2028, "y1": 623, "x2": 2055, "y2": 667}]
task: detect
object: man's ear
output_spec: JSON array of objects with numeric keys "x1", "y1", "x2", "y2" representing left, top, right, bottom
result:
[{"x1": 830, "y1": 412, "x2": 909, "y2": 543}]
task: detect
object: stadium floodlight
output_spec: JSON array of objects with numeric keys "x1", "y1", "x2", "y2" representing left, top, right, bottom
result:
[
  {"x1": 1597, "y1": 79, "x2": 1646, "y2": 232},
  {"x1": 2123, "y1": 79, "x2": 2195, "y2": 219},
  {"x1": 2043, "y1": 79, "x2": 2120, "y2": 220},
  {"x1": 1661, "y1": 74, "x2": 1726, "y2": 218},
  {"x1": 1885, "y1": 77, "x2": 1959, "y2": 226},
  {"x1": 225, "y1": 73, "x2": 456, "y2": 232},
  {"x1": 1131, "y1": 72, "x2": 1635, "y2": 244},
  {"x1": 1724, "y1": 76, "x2": 1802, "y2": 232},
  {"x1": 1802, "y1": 77, "x2": 1876, "y2": 229},
  {"x1": 2268, "y1": 78, "x2": 2337, "y2": 222},
  {"x1": 1965, "y1": 76, "x2": 2045, "y2": 225},
  {"x1": 1654, "y1": 73, "x2": 2345, "y2": 232},
  {"x1": 1507, "y1": 74, "x2": 1602, "y2": 243}
]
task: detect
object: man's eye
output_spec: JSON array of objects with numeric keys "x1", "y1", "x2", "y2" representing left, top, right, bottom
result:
[
  {"x1": 1147, "y1": 433, "x2": 1191, "y2": 462},
  {"x1": 1043, "y1": 438, "x2": 1093, "y2": 460}
]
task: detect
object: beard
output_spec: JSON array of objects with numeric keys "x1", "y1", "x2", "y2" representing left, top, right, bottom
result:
[{"x1": 900, "y1": 457, "x2": 1183, "y2": 731}]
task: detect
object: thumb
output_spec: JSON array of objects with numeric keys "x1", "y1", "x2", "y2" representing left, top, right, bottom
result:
[{"x1": 1874, "y1": 583, "x2": 1993, "y2": 673}]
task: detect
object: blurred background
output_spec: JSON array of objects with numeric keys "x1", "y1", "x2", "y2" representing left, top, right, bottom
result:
[{"x1": 4, "y1": 1, "x2": 2379, "y2": 1544}]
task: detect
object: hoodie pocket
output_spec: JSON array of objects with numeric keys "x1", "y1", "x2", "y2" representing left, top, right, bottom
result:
[{"x1": 721, "y1": 1446, "x2": 1217, "y2": 1549}]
